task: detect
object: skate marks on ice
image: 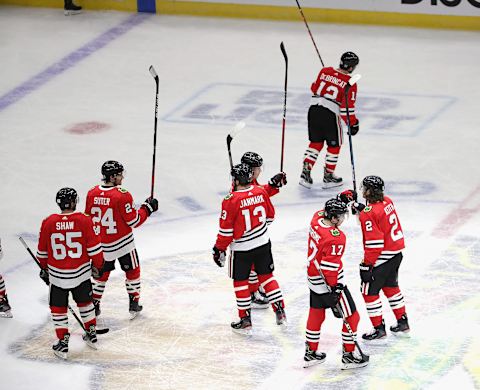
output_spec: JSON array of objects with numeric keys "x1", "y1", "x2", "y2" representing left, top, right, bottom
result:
[{"x1": 8, "y1": 233, "x2": 480, "y2": 389}]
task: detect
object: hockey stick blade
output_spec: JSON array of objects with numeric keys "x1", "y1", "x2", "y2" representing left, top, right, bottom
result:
[
  {"x1": 280, "y1": 41, "x2": 288, "y2": 63},
  {"x1": 348, "y1": 74, "x2": 362, "y2": 86},
  {"x1": 96, "y1": 327, "x2": 110, "y2": 334},
  {"x1": 149, "y1": 65, "x2": 158, "y2": 79},
  {"x1": 228, "y1": 121, "x2": 246, "y2": 142}
]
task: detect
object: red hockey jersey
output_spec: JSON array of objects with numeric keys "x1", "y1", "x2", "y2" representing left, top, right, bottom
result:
[
  {"x1": 36, "y1": 212, "x2": 104, "y2": 289},
  {"x1": 310, "y1": 66, "x2": 358, "y2": 126},
  {"x1": 85, "y1": 185, "x2": 149, "y2": 261},
  {"x1": 307, "y1": 210, "x2": 346, "y2": 294},
  {"x1": 358, "y1": 196, "x2": 405, "y2": 267},
  {"x1": 216, "y1": 185, "x2": 275, "y2": 252}
]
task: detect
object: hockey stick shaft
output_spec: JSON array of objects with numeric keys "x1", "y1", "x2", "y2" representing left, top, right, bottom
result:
[
  {"x1": 294, "y1": 0, "x2": 325, "y2": 67},
  {"x1": 149, "y1": 65, "x2": 159, "y2": 199},
  {"x1": 19, "y1": 236, "x2": 86, "y2": 332},
  {"x1": 280, "y1": 42, "x2": 288, "y2": 172},
  {"x1": 344, "y1": 74, "x2": 361, "y2": 193}
]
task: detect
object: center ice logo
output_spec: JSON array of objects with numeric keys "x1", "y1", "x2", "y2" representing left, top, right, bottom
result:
[{"x1": 162, "y1": 83, "x2": 455, "y2": 137}]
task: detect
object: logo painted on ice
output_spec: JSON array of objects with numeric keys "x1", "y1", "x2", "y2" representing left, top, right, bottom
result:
[{"x1": 162, "y1": 83, "x2": 456, "y2": 137}]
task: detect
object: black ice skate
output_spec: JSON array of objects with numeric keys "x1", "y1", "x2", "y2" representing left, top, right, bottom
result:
[
  {"x1": 390, "y1": 314, "x2": 410, "y2": 336},
  {"x1": 0, "y1": 295, "x2": 12, "y2": 318},
  {"x1": 82, "y1": 325, "x2": 98, "y2": 350},
  {"x1": 251, "y1": 291, "x2": 269, "y2": 310},
  {"x1": 362, "y1": 320, "x2": 387, "y2": 341},
  {"x1": 322, "y1": 168, "x2": 343, "y2": 189},
  {"x1": 52, "y1": 333, "x2": 70, "y2": 360},
  {"x1": 64, "y1": 0, "x2": 82, "y2": 16},
  {"x1": 273, "y1": 302, "x2": 287, "y2": 327},
  {"x1": 303, "y1": 342, "x2": 326, "y2": 368},
  {"x1": 231, "y1": 312, "x2": 252, "y2": 336},
  {"x1": 341, "y1": 350, "x2": 369, "y2": 370},
  {"x1": 129, "y1": 295, "x2": 143, "y2": 320},
  {"x1": 299, "y1": 163, "x2": 313, "y2": 189}
]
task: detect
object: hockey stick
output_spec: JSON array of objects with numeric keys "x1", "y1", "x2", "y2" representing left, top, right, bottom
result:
[
  {"x1": 315, "y1": 262, "x2": 369, "y2": 361},
  {"x1": 344, "y1": 74, "x2": 362, "y2": 193},
  {"x1": 294, "y1": 0, "x2": 325, "y2": 66},
  {"x1": 226, "y1": 121, "x2": 246, "y2": 169},
  {"x1": 19, "y1": 237, "x2": 109, "y2": 334},
  {"x1": 149, "y1": 65, "x2": 159, "y2": 199},
  {"x1": 280, "y1": 42, "x2": 288, "y2": 172}
]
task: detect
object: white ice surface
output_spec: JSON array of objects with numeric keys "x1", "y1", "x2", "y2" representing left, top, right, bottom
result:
[{"x1": 0, "y1": 6, "x2": 479, "y2": 390}]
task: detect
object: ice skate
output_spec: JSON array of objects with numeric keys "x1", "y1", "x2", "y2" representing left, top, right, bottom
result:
[
  {"x1": 52, "y1": 333, "x2": 70, "y2": 360},
  {"x1": 64, "y1": 0, "x2": 82, "y2": 15},
  {"x1": 322, "y1": 168, "x2": 343, "y2": 189},
  {"x1": 303, "y1": 343, "x2": 326, "y2": 368},
  {"x1": 299, "y1": 163, "x2": 313, "y2": 189},
  {"x1": 251, "y1": 291, "x2": 269, "y2": 310},
  {"x1": 390, "y1": 314, "x2": 410, "y2": 336},
  {"x1": 341, "y1": 349, "x2": 369, "y2": 370},
  {"x1": 362, "y1": 320, "x2": 387, "y2": 341},
  {"x1": 0, "y1": 296, "x2": 12, "y2": 318},
  {"x1": 273, "y1": 302, "x2": 287, "y2": 327},
  {"x1": 82, "y1": 325, "x2": 98, "y2": 350},
  {"x1": 129, "y1": 295, "x2": 143, "y2": 320},
  {"x1": 231, "y1": 313, "x2": 252, "y2": 336}
]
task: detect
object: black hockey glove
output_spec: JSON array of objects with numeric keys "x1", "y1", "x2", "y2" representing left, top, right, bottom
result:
[
  {"x1": 348, "y1": 120, "x2": 359, "y2": 136},
  {"x1": 351, "y1": 202, "x2": 366, "y2": 215},
  {"x1": 91, "y1": 265, "x2": 103, "y2": 280},
  {"x1": 143, "y1": 197, "x2": 159, "y2": 216},
  {"x1": 212, "y1": 246, "x2": 226, "y2": 268},
  {"x1": 268, "y1": 172, "x2": 287, "y2": 188},
  {"x1": 359, "y1": 263, "x2": 374, "y2": 283},
  {"x1": 337, "y1": 189, "x2": 357, "y2": 204},
  {"x1": 331, "y1": 305, "x2": 344, "y2": 319},
  {"x1": 39, "y1": 268, "x2": 50, "y2": 286}
]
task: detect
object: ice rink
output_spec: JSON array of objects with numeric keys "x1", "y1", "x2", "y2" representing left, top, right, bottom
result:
[{"x1": 0, "y1": 5, "x2": 479, "y2": 389}]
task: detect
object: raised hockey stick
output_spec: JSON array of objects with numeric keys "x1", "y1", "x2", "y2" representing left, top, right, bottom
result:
[
  {"x1": 315, "y1": 263, "x2": 369, "y2": 362},
  {"x1": 19, "y1": 237, "x2": 109, "y2": 334},
  {"x1": 226, "y1": 121, "x2": 246, "y2": 169},
  {"x1": 280, "y1": 42, "x2": 288, "y2": 172},
  {"x1": 149, "y1": 65, "x2": 159, "y2": 199},
  {"x1": 294, "y1": 0, "x2": 325, "y2": 66},
  {"x1": 344, "y1": 74, "x2": 362, "y2": 193}
]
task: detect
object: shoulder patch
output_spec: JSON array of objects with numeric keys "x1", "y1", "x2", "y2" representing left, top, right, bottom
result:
[
  {"x1": 317, "y1": 211, "x2": 324, "y2": 217},
  {"x1": 363, "y1": 206, "x2": 372, "y2": 213},
  {"x1": 224, "y1": 193, "x2": 233, "y2": 200},
  {"x1": 117, "y1": 187, "x2": 128, "y2": 194},
  {"x1": 330, "y1": 229, "x2": 340, "y2": 237}
]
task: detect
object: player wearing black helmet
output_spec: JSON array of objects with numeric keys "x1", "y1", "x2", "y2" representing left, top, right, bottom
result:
[{"x1": 300, "y1": 51, "x2": 360, "y2": 190}]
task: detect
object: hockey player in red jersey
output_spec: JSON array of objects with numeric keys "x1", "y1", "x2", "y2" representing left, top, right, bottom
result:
[
  {"x1": 85, "y1": 161, "x2": 158, "y2": 320},
  {"x1": 240, "y1": 151, "x2": 287, "y2": 309},
  {"x1": 36, "y1": 188, "x2": 104, "y2": 359},
  {"x1": 352, "y1": 176, "x2": 410, "y2": 340},
  {"x1": 213, "y1": 163, "x2": 286, "y2": 334},
  {"x1": 300, "y1": 52, "x2": 360, "y2": 189},
  {"x1": 0, "y1": 239, "x2": 12, "y2": 318},
  {"x1": 304, "y1": 199, "x2": 368, "y2": 369}
]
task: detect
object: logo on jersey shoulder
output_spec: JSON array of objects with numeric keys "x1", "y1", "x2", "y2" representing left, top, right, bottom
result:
[
  {"x1": 224, "y1": 193, "x2": 233, "y2": 200},
  {"x1": 363, "y1": 206, "x2": 372, "y2": 213},
  {"x1": 330, "y1": 229, "x2": 340, "y2": 237},
  {"x1": 118, "y1": 187, "x2": 128, "y2": 194},
  {"x1": 317, "y1": 211, "x2": 324, "y2": 217}
]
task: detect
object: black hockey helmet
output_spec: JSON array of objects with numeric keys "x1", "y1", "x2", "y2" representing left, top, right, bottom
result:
[
  {"x1": 56, "y1": 187, "x2": 79, "y2": 211},
  {"x1": 340, "y1": 52, "x2": 359, "y2": 71},
  {"x1": 231, "y1": 163, "x2": 253, "y2": 185},
  {"x1": 362, "y1": 175, "x2": 385, "y2": 192},
  {"x1": 324, "y1": 198, "x2": 348, "y2": 220},
  {"x1": 241, "y1": 152, "x2": 263, "y2": 168},
  {"x1": 101, "y1": 160, "x2": 124, "y2": 182}
]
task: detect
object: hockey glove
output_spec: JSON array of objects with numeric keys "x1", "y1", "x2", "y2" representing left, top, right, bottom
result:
[
  {"x1": 348, "y1": 120, "x2": 359, "y2": 136},
  {"x1": 359, "y1": 263, "x2": 374, "y2": 283},
  {"x1": 351, "y1": 202, "x2": 366, "y2": 215},
  {"x1": 39, "y1": 268, "x2": 50, "y2": 286},
  {"x1": 91, "y1": 265, "x2": 103, "y2": 280},
  {"x1": 269, "y1": 172, "x2": 287, "y2": 188},
  {"x1": 212, "y1": 246, "x2": 226, "y2": 268},
  {"x1": 337, "y1": 189, "x2": 357, "y2": 204},
  {"x1": 143, "y1": 197, "x2": 159, "y2": 216},
  {"x1": 331, "y1": 305, "x2": 344, "y2": 319}
]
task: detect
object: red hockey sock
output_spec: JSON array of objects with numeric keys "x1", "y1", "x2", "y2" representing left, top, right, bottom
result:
[
  {"x1": 258, "y1": 273, "x2": 284, "y2": 310},
  {"x1": 92, "y1": 271, "x2": 110, "y2": 302},
  {"x1": 126, "y1": 267, "x2": 141, "y2": 300},
  {"x1": 303, "y1": 142, "x2": 324, "y2": 169},
  {"x1": 233, "y1": 280, "x2": 251, "y2": 318},
  {"x1": 306, "y1": 307, "x2": 325, "y2": 351},
  {"x1": 50, "y1": 306, "x2": 68, "y2": 339},
  {"x1": 77, "y1": 301, "x2": 96, "y2": 329},
  {"x1": 383, "y1": 286, "x2": 406, "y2": 319},
  {"x1": 342, "y1": 311, "x2": 360, "y2": 353},
  {"x1": 363, "y1": 294, "x2": 383, "y2": 327},
  {"x1": 325, "y1": 146, "x2": 340, "y2": 173}
]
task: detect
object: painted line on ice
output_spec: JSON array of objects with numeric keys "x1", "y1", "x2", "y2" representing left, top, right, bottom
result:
[{"x1": 0, "y1": 13, "x2": 152, "y2": 112}]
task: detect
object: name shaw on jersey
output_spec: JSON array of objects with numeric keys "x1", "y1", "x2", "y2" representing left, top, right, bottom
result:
[
  {"x1": 55, "y1": 221, "x2": 75, "y2": 230},
  {"x1": 239, "y1": 194, "x2": 265, "y2": 208}
]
